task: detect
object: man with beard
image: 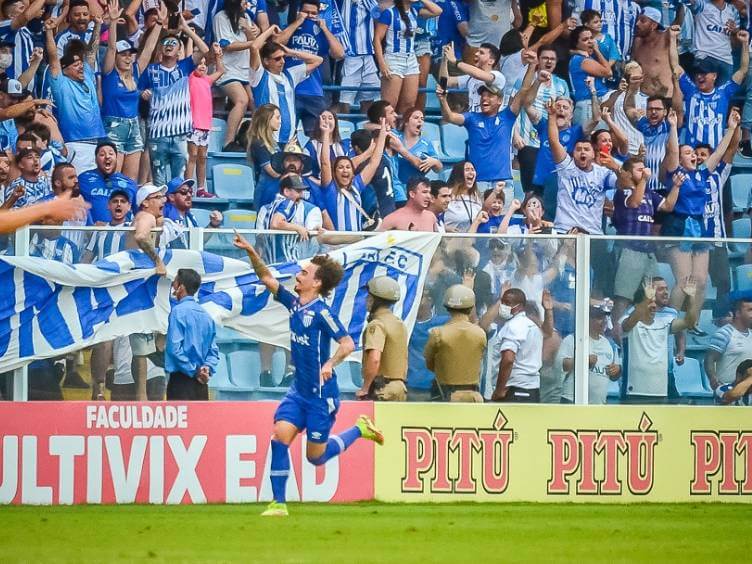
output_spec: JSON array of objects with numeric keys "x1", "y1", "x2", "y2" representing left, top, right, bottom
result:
[
  {"x1": 79, "y1": 141, "x2": 137, "y2": 223},
  {"x1": 4, "y1": 146, "x2": 51, "y2": 207},
  {"x1": 631, "y1": 7, "x2": 676, "y2": 97},
  {"x1": 440, "y1": 42, "x2": 505, "y2": 113},
  {"x1": 379, "y1": 176, "x2": 437, "y2": 231},
  {"x1": 163, "y1": 176, "x2": 223, "y2": 247}
]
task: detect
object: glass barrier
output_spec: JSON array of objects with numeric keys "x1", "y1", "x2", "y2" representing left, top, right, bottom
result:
[{"x1": 588, "y1": 234, "x2": 752, "y2": 407}]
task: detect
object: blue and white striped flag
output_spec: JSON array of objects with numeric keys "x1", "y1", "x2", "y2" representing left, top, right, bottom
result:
[
  {"x1": 0, "y1": 232, "x2": 440, "y2": 371},
  {"x1": 320, "y1": 1, "x2": 352, "y2": 55}
]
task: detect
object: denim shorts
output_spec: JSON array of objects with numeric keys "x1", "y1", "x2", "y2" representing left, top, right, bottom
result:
[
  {"x1": 661, "y1": 213, "x2": 710, "y2": 253},
  {"x1": 104, "y1": 116, "x2": 144, "y2": 154},
  {"x1": 414, "y1": 37, "x2": 432, "y2": 57},
  {"x1": 385, "y1": 52, "x2": 419, "y2": 78}
]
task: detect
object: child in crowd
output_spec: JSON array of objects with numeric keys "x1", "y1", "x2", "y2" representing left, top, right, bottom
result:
[{"x1": 187, "y1": 45, "x2": 225, "y2": 197}]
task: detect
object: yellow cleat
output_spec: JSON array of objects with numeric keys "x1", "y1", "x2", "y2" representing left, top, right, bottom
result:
[
  {"x1": 261, "y1": 501, "x2": 288, "y2": 517},
  {"x1": 356, "y1": 415, "x2": 384, "y2": 446}
]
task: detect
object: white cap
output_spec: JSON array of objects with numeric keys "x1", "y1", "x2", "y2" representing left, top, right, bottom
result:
[
  {"x1": 3, "y1": 79, "x2": 23, "y2": 96},
  {"x1": 641, "y1": 7, "x2": 663, "y2": 27},
  {"x1": 136, "y1": 183, "x2": 165, "y2": 207}
]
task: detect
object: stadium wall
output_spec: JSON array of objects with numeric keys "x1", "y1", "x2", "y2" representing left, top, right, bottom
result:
[
  {"x1": 0, "y1": 402, "x2": 374, "y2": 505},
  {"x1": 373, "y1": 404, "x2": 752, "y2": 503}
]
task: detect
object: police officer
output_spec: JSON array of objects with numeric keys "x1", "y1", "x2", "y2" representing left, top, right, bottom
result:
[
  {"x1": 424, "y1": 285, "x2": 486, "y2": 402},
  {"x1": 357, "y1": 276, "x2": 409, "y2": 401}
]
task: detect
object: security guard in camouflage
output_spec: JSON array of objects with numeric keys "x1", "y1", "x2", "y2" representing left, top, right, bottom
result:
[
  {"x1": 423, "y1": 285, "x2": 486, "y2": 402},
  {"x1": 357, "y1": 276, "x2": 409, "y2": 401}
]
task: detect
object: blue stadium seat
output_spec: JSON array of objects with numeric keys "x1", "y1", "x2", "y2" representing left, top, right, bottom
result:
[
  {"x1": 190, "y1": 207, "x2": 211, "y2": 227},
  {"x1": 673, "y1": 357, "x2": 712, "y2": 399},
  {"x1": 607, "y1": 377, "x2": 621, "y2": 401},
  {"x1": 685, "y1": 309, "x2": 715, "y2": 351},
  {"x1": 209, "y1": 118, "x2": 228, "y2": 153},
  {"x1": 424, "y1": 74, "x2": 440, "y2": 112},
  {"x1": 736, "y1": 263, "x2": 752, "y2": 291},
  {"x1": 223, "y1": 208, "x2": 257, "y2": 229},
  {"x1": 337, "y1": 360, "x2": 360, "y2": 395},
  {"x1": 731, "y1": 174, "x2": 752, "y2": 213},
  {"x1": 441, "y1": 123, "x2": 468, "y2": 161},
  {"x1": 421, "y1": 121, "x2": 443, "y2": 156},
  {"x1": 208, "y1": 352, "x2": 231, "y2": 389},
  {"x1": 356, "y1": 120, "x2": 369, "y2": 130},
  {"x1": 227, "y1": 350, "x2": 260, "y2": 390},
  {"x1": 729, "y1": 217, "x2": 751, "y2": 258},
  {"x1": 212, "y1": 164, "x2": 255, "y2": 205},
  {"x1": 338, "y1": 120, "x2": 356, "y2": 140}
]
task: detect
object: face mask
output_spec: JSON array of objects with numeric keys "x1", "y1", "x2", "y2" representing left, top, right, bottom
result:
[
  {"x1": 499, "y1": 304, "x2": 514, "y2": 320},
  {"x1": 0, "y1": 54, "x2": 12, "y2": 70}
]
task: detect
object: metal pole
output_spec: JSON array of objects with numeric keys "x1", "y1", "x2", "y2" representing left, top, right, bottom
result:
[
  {"x1": 573, "y1": 235, "x2": 591, "y2": 405},
  {"x1": 11, "y1": 226, "x2": 30, "y2": 401}
]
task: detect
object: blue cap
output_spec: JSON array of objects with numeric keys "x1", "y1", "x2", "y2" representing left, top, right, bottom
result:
[{"x1": 166, "y1": 177, "x2": 196, "y2": 194}]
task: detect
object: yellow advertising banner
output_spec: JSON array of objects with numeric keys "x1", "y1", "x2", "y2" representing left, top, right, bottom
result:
[{"x1": 374, "y1": 404, "x2": 752, "y2": 502}]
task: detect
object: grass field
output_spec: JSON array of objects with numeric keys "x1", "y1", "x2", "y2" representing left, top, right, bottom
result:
[{"x1": 2, "y1": 503, "x2": 751, "y2": 562}]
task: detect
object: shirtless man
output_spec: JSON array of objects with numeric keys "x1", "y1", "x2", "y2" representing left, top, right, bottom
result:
[
  {"x1": 631, "y1": 7, "x2": 683, "y2": 97},
  {"x1": 129, "y1": 183, "x2": 167, "y2": 400}
]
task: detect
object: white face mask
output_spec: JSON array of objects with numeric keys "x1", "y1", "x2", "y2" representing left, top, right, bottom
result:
[
  {"x1": 0, "y1": 54, "x2": 12, "y2": 70},
  {"x1": 499, "y1": 304, "x2": 514, "y2": 320}
]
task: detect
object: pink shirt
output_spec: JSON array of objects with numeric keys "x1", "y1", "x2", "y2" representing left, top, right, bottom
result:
[
  {"x1": 188, "y1": 73, "x2": 215, "y2": 130},
  {"x1": 379, "y1": 205, "x2": 438, "y2": 232}
]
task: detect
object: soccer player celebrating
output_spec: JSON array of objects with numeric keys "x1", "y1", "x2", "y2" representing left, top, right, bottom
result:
[{"x1": 233, "y1": 233, "x2": 384, "y2": 517}]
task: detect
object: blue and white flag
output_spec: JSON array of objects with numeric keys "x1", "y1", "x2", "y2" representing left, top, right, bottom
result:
[
  {"x1": 320, "y1": 1, "x2": 351, "y2": 55},
  {"x1": 0, "y1": 232, "x2": 441, "y2": 371}
]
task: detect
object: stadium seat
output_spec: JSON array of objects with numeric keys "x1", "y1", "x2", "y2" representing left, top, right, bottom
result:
[
  {"x1": 424, "y1": 74, "x2": 440, "y2": 112},
  {"x1": 209, "y1": 117, "x2": 228, "y2": 153},
  {"x1": 356, "y1": 120, "x2": 369, "y2": 130},
  {"x1": 421, "y1": 121, "x2": 443, "y2": 156},
  {"x1": 190, "y1": 207, "x2": 211, "y2": 227},
  {"x1": 729, "y1": 217, "x2": 751, "y2": 257},
  {"x1": 655, "y1": 262, "x2": 675, "y2": 289},
  {"x1": 223, "y1": 208, "x2": 257, "y2": 229},
  {"x1": 337, "y1": 360, "x2": 360, "y2": 394},
  {"x1": 736, "y1": 263, "x2": 752, "y2": 291},
  {"x1": 606, "y1": 377, "x2": 621, "y2": 402},
  {"x1": 227, "y1": 350, "x2": 260, "y2": 390},
  {"x1": 441, "y1": 123, "x2": 468, "y2": 161},
  {"x1": 731, "y1": 174, "x2": 752, "y2": 213},
  {"x1": 673, "y1": 357, "x2": 712, "y2": 399},
  {"x1": 271, "y1": 347, "x2": 287, "y2": 385},
  {"x1": 338, "y1": 120, "x2": 356, "y2": 140},
  {"x1": 212, "y1": 164, "x2": 255, "y2": 205},
  {"x1": 208, "y1": 352, "x2": 231, "y2": 389},
  {"x1": 685, "y1": 309, "x2": 715, "y2": 350}
]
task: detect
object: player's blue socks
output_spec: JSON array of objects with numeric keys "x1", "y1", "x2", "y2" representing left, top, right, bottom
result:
[
  {"x1": 270, "y1": 440, "x2": 290, "y2": 503},
  {"x1": 308, "y1": 426, "x2": 361, "y2": 466}
]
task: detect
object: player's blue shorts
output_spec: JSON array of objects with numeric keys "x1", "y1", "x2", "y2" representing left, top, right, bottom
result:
[{"x1": 274, "y1": 386, "x2": 341, "y2": 443}]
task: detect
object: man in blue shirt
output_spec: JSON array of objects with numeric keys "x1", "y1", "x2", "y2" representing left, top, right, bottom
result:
[
  {"x1": 276, "y1": 0, "x2": 344, "y2": 135},
  {"x1": 438, "y1": 55, "x2": 536, "y2": 193},
  {"x1": 233, "y1": 233, "x2": 383, "y2": 517},
  {"x1": 44, "y1": 18, "x2": 105, "y2": 175},
  {"x1": 165, "y1": 268, "x2": 219, "y2": 401},
  {"x1": 78, "y1": 141, "x2": 137, "y2": 223}
]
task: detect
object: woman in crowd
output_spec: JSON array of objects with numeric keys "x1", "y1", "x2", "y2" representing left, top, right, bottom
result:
[
  {"x1": 498, "y1": 192, "x2": 553, "y2": 235},
  {"x1": 319, "y1": 119, "x2": 387, "y2": 231},
  {"x1": 101, "y1": 1, "x2": 162, "y2": 180},
  {"x1": 568, "y1": 25, "x2": 612, "y2": 126},
  {"x1": 373, "y1": 0, "x2": 442, "y2": 114},
  {"x1": 393, "y1": 107, "x2": 442, "y2": 187},
  {"x1": 304, "y1": 110, "x2": 351, "y2": 180},
  {"x1": 580, "y1": 9, "x2": 620, "y2": 80},
  {"x1": 248, "y1": 104, "x2": 282, "y2": 210},
  {"x1": 214, "y1": 0, "x2": 257, "y2": 150},
  {"x1": 444, "y1": 161, "x2": 501, "y2": 232}
]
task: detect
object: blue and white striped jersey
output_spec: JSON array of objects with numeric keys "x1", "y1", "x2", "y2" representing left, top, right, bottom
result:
[
  {"x1": 341, "y1": 0, "x2": 379, "y2": 56},
  {"x1": 714, "y1": 383, "x2": 752, "y2": 405},
  {"x1": 636, "y1": 117, "x2": 671, "y2": 194},
  {"x1": 320, "y1": 176, "x2": 366, "y2": 231},
  {"x1": 703, "y1": 160, "x2": 731, "y2": 241},
  {"x1": 575, "y1": 0, "x2": 639, "y2": 59},
  {"x1": 377, "y1": 2, "x2": 422, "y2": 55},
  {"x1": 265, "y1": 196, "x2": 323, "y2": 263},
  {"x1": 85, "y1": 221, "x2": 131, "y2": 260},
  {"x1": 679, "y1": 72, "x2": 739, "y2": 148},
  {"x1": 138, "y1": 57, "x2": 197, "y2": 139},
  {"x1": 55, "y1": 22, "x2": 95, "y2": 59},
  {"x1": 0, "y1": 22, "x2": 36, "y2": 92},
  {"x1": 250, "y1": 64, "x2": 308, "y2": 144}
]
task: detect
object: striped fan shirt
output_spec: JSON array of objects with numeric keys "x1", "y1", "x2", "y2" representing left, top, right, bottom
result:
[
  {"x1": 341, "y1": 0, "x2": 379, "y2": 56},
  {"x1": 636, "y1": 116, "x2": 671, "y2": 194},
  {"x1": 378, "y1": 3, "x2": 422, "y2": 55},
  {"x1": 138, "y1": 57, "x2": 197, "y2": 139}
]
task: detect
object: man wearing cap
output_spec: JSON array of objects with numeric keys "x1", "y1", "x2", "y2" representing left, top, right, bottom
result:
[
  {"x1": 423, "y1": 284, "x2": 485, "y2": 403},
  {"x1": 78, "y1": 141, "x2": 137, "y2": 223},
  {"x1": 4, "y1": 146, "x2": 51, "y2": 208},
  {"x1": 669, "y1": 23, "x2": 748, "y2": 148},
  {"x1": 357, "y1": 276, "x2": 408, "y2": 402},
  {"x1": 438, "y1": 56, "x2": 536, "y2": 193},
  {"x1": 258, "y1": 139, "x2": 315, "y2": 208},
  {"x1": 261, "y1": 173, "x2": 323, "y2": 263},
  {"x1": 558, "y1": 300, "x2": 621, "y2": 404},
  {"x1": 164, "y1": 176, "x2": 223, "y2": 229},
  {"x1": 44, "y1": 17, "x2": 105, "y2": 174},
  {"x1": 491, "y1": 288, "x2": 543, "y2": 403},
  {"x1": 631, "y1": 7, "x2": 676, "y2": 98},
  {"x1": 138, "y1": 15, "x2": 209, "y2": 185}
]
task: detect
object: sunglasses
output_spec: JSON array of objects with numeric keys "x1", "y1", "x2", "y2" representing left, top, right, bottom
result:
[
  {"x1": 269, "y1": 55, "x2": 284, "y2": 61},
  {"x1": 162, "y1": 39, "x2": 179, "y2": 47},
  {"x1": 146, "y1": 193, "x2": 166, "y2": 201},
  {"x1": 174, "y1": 189, "x2": 191, "y2": 196}
]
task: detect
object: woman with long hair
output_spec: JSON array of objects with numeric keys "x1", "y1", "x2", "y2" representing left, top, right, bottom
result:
[
  {"x1": 214, "y1": 0, "x2": 257, "y2": 149},
  {"x1": 101, "y1": 1, "x2": 162, "y2": 179},
  {"x1": 443, "y1": 161, "x2": 491, "y2": 232},
  {"x1": 373, "y1": 0, "x2": 442, "y2": 113},
  {"x1": 499, "y1": 191, "x2": 553, "y2": 235},
  {"x1": 568, "y1": 25, "x2": 612, "y2": 126},
  {"x1": 247, "y1": 104, "x2": 282, "y2": 210},
  {"x1": 393, "y1": 107, "x2": 442, "y2": 185},
  {"x1": 304, "y1": 109, "x2": 351, "y2": 179}
]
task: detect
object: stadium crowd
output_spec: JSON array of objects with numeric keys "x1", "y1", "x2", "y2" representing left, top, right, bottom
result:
[{"x1": 0, "y1": 0, "x2": 751, "y2": 406}]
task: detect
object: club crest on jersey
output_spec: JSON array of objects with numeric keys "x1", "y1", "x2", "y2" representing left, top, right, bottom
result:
[{"x1": 302, "y1": 311, "x2": 315, "y2": 327}]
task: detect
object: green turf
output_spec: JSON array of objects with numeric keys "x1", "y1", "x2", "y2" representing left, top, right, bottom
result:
[{"x1": 1, "y1": 503, "x2": 750, "y2": 563}]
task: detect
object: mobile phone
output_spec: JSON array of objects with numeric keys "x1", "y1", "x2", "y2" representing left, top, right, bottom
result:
[
  {"x1": 168, "y1": 13, "x2": 180, "y2": 29},
  {"x1": 598, "y1": 140, "x2": 611, "y2": 155},
  {"x1": 439, "y1": 76, "x2": 448, "y2": 90}
]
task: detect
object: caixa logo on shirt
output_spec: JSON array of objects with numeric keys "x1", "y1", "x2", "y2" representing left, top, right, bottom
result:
[
  {"x1": 401, "y1": 410, "x2": 514, "y2": 494},
  {"x1": 547, "y1": 413, "x2": 658, "y2": 496},
  {"x1": 705, "y1": 23, "x2": 733, "y2": 36}
]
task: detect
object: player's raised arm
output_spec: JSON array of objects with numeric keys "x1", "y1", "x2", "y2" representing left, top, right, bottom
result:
[{"x1": 233, "y1": 232, "x2": 280, "y2": 294}]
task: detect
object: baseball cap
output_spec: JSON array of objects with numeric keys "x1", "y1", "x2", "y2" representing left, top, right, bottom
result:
[
  {"x1": 115, "y1": 40, "x2": 138, "y2": 54},
  {"x1": 641, "y1": 7, "x2": 663, "y2": 29},
  {"x1": 1, "y1": 78, "x2": 23, "y2": 98},
  {"x1": 109, "y1": 189, "x2": 131, "y2": 201},
  {"x1": 136, "y1": 183, "x2": 166, "y2": 207},
  {"x1": 478, "y1": 83, "x2": 503, "y2": 98},
  {"x1": 590, "y1": 298, "x2": 614, "y2": 316},
  {"x1": 280, "y1": 174, "x2": 306, "y2": 191},
  {"x1": 166, "y1": 176, "x2": 196, "y2": 194}
]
